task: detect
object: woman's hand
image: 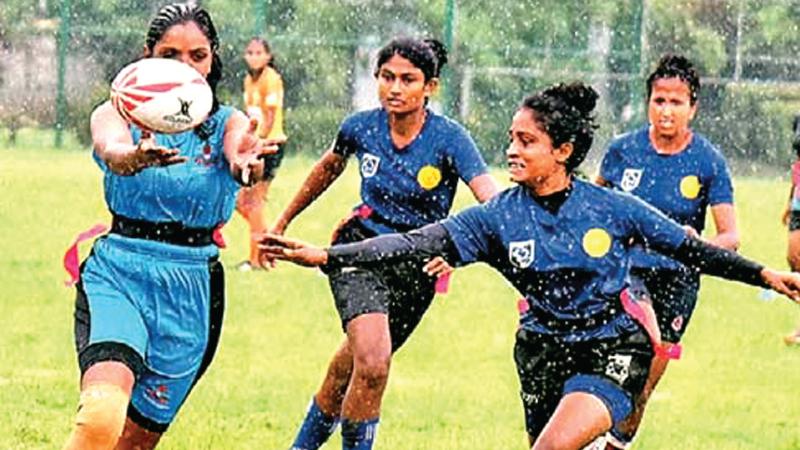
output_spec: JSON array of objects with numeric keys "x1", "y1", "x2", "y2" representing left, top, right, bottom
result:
[
  {"x1": 117, "y1": 130, "x2": 187, "y2": 175},
  {"x1": 231, "y1": 118, "x2": 280, "y2": 186},
  {"x1": 423, "y1": 256, "x2": 453, "y2": 277},
  {"x1": 258, "y1": 233, "x2": 328, "y2": 267},
  {"x1": 682, "y1": 225, "x2": 700, "y2": 240},
  {"x1": 761, "y1": 268, "x2": 800, "y2": 303}
]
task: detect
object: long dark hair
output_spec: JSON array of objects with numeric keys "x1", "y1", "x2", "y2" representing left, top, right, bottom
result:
[
  {"x1": 374, "y1": 37, "x2": 448, "y2": 82},
  {"x1": 145, "y1": 2, "x2": 222, "y2": 137},
  {"x1": 247, "y1": 37, "x2": 279, "y2": 78},
  {"x1": 521, "y1": 82, "x2": 599, "y2": 172}
]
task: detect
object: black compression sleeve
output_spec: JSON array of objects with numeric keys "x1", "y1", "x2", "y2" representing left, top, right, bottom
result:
[
  {"x1": 325, "y1": 223, "x2": 459, "y2": 269},
  {"x1": 663, "y1": 236, "x2": 768, "y2": 288}
]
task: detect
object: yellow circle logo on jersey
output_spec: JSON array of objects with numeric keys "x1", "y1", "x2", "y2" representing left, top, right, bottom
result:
[
  {"x1": 583, "y1": 228, "x2": 612, "y2": 258},
  {"x1": 680, "y1": 175, "x2": 701, "y2": 199},
  {"x1": 418, "y1": 165, "x2": 442, "y2": 190}
]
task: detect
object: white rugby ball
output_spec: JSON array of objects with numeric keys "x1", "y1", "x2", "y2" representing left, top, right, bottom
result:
[{"x1": 110, "y1": 58, "x2": 213, "y2": 134}]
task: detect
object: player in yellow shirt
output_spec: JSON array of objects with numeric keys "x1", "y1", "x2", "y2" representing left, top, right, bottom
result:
[{"x1": 236, "y1": 37, "x2": 288, "y2": 270}]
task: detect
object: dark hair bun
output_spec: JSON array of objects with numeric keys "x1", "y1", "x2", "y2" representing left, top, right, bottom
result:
[
  {"x1": 423, "y1": 38, "x2": 448, "y2": 69},
  {"x1": 550, "y1": 82, "x2": 598, "y2": 116},
  {"x1": 521, "y1": 81, "x2": 599, "y2": 172}
]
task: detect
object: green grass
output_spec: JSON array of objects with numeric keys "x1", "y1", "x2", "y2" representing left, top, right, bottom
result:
[{"x1": 0, "y1": 145, "x2": 798, "y2": 449}]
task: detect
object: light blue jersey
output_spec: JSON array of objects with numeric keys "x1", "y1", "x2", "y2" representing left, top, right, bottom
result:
[
  {"x1": 77, "y1": 105, "x2": 238, "y2": 429},
  {"x1": 94, "y1": 106, "x2": 238, "y2": 229}
]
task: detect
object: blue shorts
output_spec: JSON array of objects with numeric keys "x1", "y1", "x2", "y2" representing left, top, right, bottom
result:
[
  {"x1": 74, "y1": 234, "x2": 225, "y2": 432},
  {"x1": 630, "y1": 267, "x2": 700, "y2": 343}
]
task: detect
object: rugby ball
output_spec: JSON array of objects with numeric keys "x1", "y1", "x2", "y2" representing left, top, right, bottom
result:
[{"x1": 110, "y1": 58, "x2": 213, "y2": 134}]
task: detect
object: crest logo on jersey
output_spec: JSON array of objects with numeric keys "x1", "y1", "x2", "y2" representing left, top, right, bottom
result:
[
  {"x1": 508, "y1": 240, "x2": 535, "y2": 268},
  {"x1": 582, "y1": 228, "x2": 612, "y2": 258},
  {"x1": 417, "y1": 165, "x2": 442, "y2": 190},
  {"x1": 620, "y1": 168, "x2": 643, "y2": 192},
  {"x1": 360, "y1": 153, "x2": 380, "y2": 178},
  {"x1": 194, "y1": 144, "x2": 217, "y2": 167},
  {"x1": 605, "y1": 353, "x2": 632, "y2": 385},
  {"x1": 680, "y1": 175, "x2": 701, "y2": 199}
]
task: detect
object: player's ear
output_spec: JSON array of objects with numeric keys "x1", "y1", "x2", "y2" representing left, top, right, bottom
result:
[
  {"x1": 688, "y1": 101, "x2": 698, "y2": 122},
  {"x1": 142, "y1": 45, "x2": 151, "y2": 58},
  {"x1": 554, "y1": 142, "x2": 573, "y2": 164},
  {"x1": 424, "y1": 77, "x2": 439, "y2": 96}
]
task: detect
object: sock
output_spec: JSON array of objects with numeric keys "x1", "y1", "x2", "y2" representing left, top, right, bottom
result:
[
  {"x1": 605, "y1": 428, "x2": 633, "y2": 450},
  {"x1": 340, "y1": 417, "x2": 379, "y2": 450},
  {"x1": 290, "y1": 397, "x2": 340, "y2": 450}
]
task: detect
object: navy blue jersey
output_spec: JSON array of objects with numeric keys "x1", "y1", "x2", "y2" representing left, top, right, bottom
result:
[
  {"x1": 441, "y1": 180, "x2": 687, "y2": 341},
  {"x1": 333, "y1": 108, "x2": 488, "y2": 234},
  {"x1": 94, "y1": 106, "x2": 239, "y2": 229},
  {"x1": 600, "y1": 126, "x2": 733, "y2": 270}
]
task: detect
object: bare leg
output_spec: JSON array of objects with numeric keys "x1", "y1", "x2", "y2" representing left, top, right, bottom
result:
[
  {"x1": 247, "y1": 180, "x2": 270, "y2": 267},
  {"x1": 787, "y1": 229, "x2": 800, "y2": 272},
  {"x1": 786, "y1": 230, "x2": 800, "y2": 344},
  {"x1": 235, "y1": 181, "x2": 269, "y2": 268},
  {"x1": 532, "y1": 392, "x2": 612, "y2": 450},
  {"x1": 611, "y1": 354, "x2": 669, "y2": 443},
  {"x1": 115, "y1": 419, "x2": 162, "y2": 450},
  {"x1": 340, "y1": 313, "x2": 392, "y2": 420},
  {"x1": 63, "y1": 362, "x2": 135, "y2": 450},
  {"x1": 314, "y1": 340, "x2": 355, "y2": 416}
]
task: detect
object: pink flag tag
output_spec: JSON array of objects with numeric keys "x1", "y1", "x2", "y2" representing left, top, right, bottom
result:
[
  {"x1": 63, "y1": 224, "x2": 109, "y2": 287},
  {"x1": 212, "y1": 224, "x2": 227, "y2": 248},
  {"x1": 620, "y1": 289, "x2": 682, "y2": 360},
  {"x1": 435, "y1": 271, "x2": 451, "y2": 294}
]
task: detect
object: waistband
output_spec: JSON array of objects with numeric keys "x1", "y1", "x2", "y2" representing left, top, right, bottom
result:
[
  {"x1": 100, "y1": 234, "x2": 219, "y2": 263},
  {"x1": 355, "y1": 204, "x2": 417, "y2": 234},
  {"x1": 111, "y1": 214, "x2": 215, "y2": 247}
]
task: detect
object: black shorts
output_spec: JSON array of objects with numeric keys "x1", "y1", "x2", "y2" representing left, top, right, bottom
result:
[
  {"x1": 790, "y1": 211, "x2": 800, "y2": 231},
  {"x1": 262, "y1": 145, "x2": 284, "y2": 181},
  {"x1": 327, "y1": 216, "x2": 436, "y2": 352},
  {"x1": 630, "y1": 267, "x2": 700, "y2": 343},
  {"x1": 514, "y1": 328, "x2": 652, "y2": 438}
]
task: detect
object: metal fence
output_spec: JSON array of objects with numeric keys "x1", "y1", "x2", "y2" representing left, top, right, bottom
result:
[{"x1": 2, "y1": 0, "x2": 800, "y2": 170}]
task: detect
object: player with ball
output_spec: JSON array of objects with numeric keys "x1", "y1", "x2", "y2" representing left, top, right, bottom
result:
[{"x1": 63, "y1": 3, "x2": 276, "y2": 450}]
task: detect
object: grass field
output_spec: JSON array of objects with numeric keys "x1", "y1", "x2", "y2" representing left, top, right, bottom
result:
[{"x1": 1, "y1": 136, "x2": 799, "y2": 449}]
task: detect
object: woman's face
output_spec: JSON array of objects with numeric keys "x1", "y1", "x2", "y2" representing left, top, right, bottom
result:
[
  {"x1": 647, "y1": 77, "x2": 696, "y2": 139},
  {"x1": 376, "y1": 54, "x2": 436, "y2": 115},
  {"x1": 506, "y1": 107, "x2": 568, "y2": 186},
  {"x1": 149, "y1": 21, "x2": 213, "y2": 77},
  {"x1": 244, "y1": 40, "x2": 270, "y2": 70}
]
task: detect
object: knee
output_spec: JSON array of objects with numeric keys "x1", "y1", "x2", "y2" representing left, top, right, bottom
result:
[
  {"x1": 64, "y1": 384, "x2": 129, "y2": 450},
  {"x1": 787, "y1": 238, "x2": 800, "y2": 271},
  {"x1": 788, "y1": 253, "x2": 800, "y2": 272},
  {"x1": 353, "y1": 351, "x2": 391, "y2": 390},
  {"x1": 531, "y1": 434, "x2": 579, "y2": 450}
]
